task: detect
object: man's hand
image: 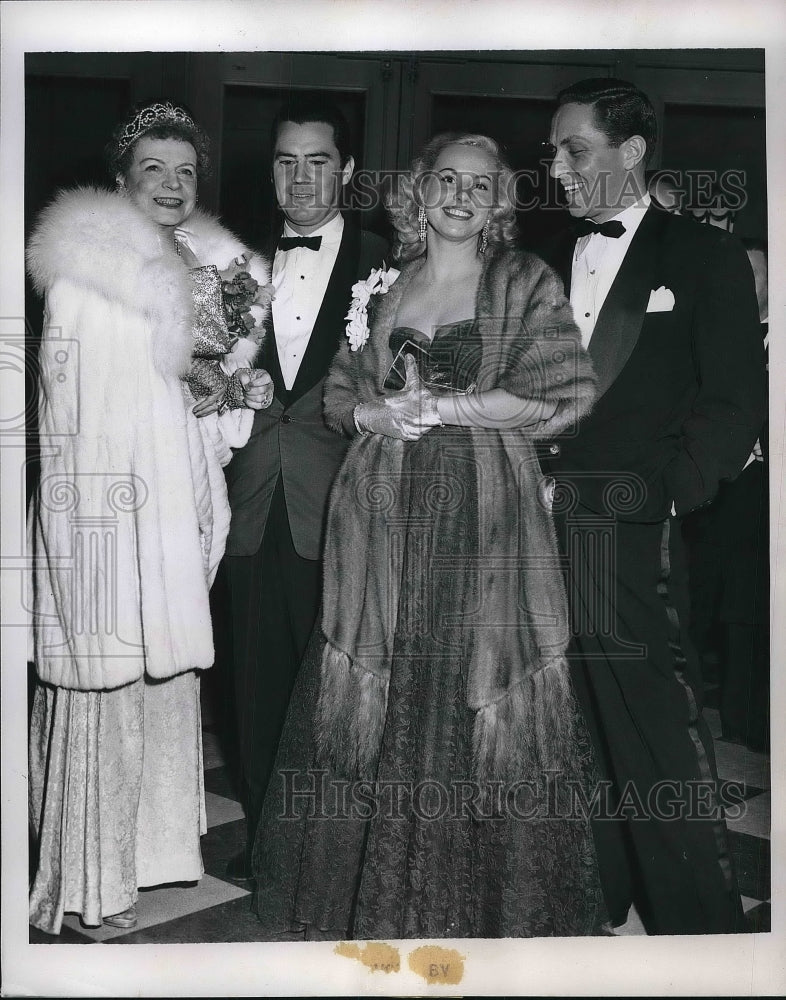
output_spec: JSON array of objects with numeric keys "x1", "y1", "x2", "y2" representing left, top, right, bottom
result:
[{"x1": 238, "y1": 368, "x2": 274, "y2": 410}]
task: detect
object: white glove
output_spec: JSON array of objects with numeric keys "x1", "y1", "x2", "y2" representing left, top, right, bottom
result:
[{"x1": 354, "y1": 354, "x2": 442, "y2": 440}]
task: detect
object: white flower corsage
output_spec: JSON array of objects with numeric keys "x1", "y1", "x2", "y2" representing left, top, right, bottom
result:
[{"x1": 345, "y1": 265, "x2": 400, "y2": 352}]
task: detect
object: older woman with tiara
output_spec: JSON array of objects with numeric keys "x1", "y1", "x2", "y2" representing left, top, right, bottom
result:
[
  {"x1": 251, "y1": 132, "x2": 608, "y2": 938},
  {"x1": 27, "y1": 100, "x2": 273, "y2": 934}
]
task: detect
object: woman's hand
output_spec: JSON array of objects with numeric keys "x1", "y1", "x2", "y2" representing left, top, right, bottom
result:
[
  {"x1": 238, "y1": 368, "x2": 274, "y2": 410},
  {"x1": 192, "y1": 387, "x2": 225, "y2": 418},
  {"x1": 354, "y1": 355, "x2": 442, "y2": 440}
]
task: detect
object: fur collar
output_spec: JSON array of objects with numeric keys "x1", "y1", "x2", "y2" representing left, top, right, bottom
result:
[{"x1": 27, "y1": 187, "x2": 270, "y2": 377}]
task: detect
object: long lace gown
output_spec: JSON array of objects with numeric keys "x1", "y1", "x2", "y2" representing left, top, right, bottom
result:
[{"x1": 251, "y1": 321, "x2": 608, "y2": 939}]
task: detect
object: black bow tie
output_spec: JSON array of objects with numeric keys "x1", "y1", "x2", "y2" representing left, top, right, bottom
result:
[
  {"x1": 278, "y1": 235, "x2": 322, "y2": 252},
  {"x1": 573, "y1": 219, "x2": 626, "y2": 239}
]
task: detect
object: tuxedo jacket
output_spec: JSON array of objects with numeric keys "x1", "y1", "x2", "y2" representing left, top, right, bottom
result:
[
  {"x1": 539, "y1": 207, "x2": 766, "y2": 522},
  {"x1": 225, "y1": 221, "x2": 388, "y2": 559},
  {"x1": 716, "y1": 321, "x2": 769, "y2": 625}
]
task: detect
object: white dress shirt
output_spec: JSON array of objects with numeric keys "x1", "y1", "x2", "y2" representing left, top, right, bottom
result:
[
  {"x1": 570, "y1": 194, "x2": 651, "y2": 349},
  {"x1": 272, "y1": 213, "x2": 344, "y2": 389}
]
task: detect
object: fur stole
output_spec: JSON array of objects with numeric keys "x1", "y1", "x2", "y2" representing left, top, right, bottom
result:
[
  {"x1": 26, "y1": 187, "x2": 270, "y2": 377},
  {"x1": 317, "y1": 248, "x2": 598, "y2": 782}
]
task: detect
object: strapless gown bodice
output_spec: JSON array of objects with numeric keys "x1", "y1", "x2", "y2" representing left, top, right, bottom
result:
[{"x1": 384, "y1": 319, "x2": 482, "y2": 394}]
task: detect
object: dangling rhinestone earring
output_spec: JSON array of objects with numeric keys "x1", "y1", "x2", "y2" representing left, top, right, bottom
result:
[
  {"x1": 418, "y1": 205, "x2": 427, "y2": 243},
  {"x1": 479, "y1": 218, "x2": 490, "y2": 255}
]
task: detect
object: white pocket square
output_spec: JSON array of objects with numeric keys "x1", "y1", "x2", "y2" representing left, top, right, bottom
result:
[{"x1": 647, "y1": 286, "x2": 675, "y2": 313}]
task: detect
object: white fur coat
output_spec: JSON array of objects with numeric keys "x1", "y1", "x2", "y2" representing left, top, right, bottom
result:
[{"x1": 27, "y1": 187, "x2": 270, "y2": 690}]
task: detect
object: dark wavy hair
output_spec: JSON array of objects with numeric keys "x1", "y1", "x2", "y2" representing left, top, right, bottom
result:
[
  {"x1": 107, "y1": 101, "x2": 212, "y2": 182},
  {"x1": 386, "y1": 132, "x2": 518, "y2": 263},
  {"x1": 270, "y1": 97, "x2": 353, "y2": 166},
  {"x1": 557, "y1": 78, "x2": 658, "y2": 165}
]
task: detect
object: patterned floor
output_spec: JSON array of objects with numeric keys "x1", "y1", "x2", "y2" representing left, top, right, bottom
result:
[{"x1": 29, "y1": 678, "x2": 771, "y2": 944}]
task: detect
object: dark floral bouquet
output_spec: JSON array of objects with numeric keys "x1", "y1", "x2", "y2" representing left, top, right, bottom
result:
[
  {"x1": 219, "y1": 254, "x2": 275, "y2": 348},
  {"x1": 185, "y1": 255, "x2": 275, "y2": 408}
]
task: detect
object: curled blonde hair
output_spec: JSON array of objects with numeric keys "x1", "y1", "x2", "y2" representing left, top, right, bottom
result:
[{"x1": 386, "y1": 132, "x2": 518, "y2": 263}]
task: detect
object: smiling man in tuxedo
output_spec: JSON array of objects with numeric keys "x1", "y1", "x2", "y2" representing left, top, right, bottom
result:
[
  {"x1": 221, "y1": 99, "x2": 387, "y2": 880},
  {"x1": 541, "y1": 78, "x2": 766, "y2": 934}
]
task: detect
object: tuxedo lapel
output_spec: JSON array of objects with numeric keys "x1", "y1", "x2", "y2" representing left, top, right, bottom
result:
[
  {"x1": 254, "y1": 224, "x2": 288, "y2": 400},
  {"x1": 588, "y1": 206, "x2": 668, "y2": 401},
  {"x1": 258, "y1": 310, "x2": 288, "y2": 401},
  {"x1": 289, "y1": 222, "x2": 361, "y2": 404}
]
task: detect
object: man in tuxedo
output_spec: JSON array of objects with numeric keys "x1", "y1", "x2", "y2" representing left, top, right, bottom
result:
[
  {"x1": 222, "y1": 99, "x2": 387, "y2": 879},
  {"x1": 541, "y1": 78, "x2": 766, "y2": 934}
]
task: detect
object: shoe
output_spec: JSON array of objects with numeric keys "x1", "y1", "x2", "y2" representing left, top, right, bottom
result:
[
  {"x1": 103, "y1": 905, "x2": 137, "y2": 929},
  {"x1": 225, "y1": 850, "x2": 253, "y2": 882}
]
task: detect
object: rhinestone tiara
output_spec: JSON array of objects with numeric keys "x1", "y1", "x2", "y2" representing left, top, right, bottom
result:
[{"x1": 115, "y1": 101, "x2": 197, "y2": 156}]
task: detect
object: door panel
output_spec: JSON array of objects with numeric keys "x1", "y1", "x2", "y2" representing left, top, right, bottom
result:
[
  {"x1": 661, "y1": 102, "x2": 766, "y2": 238},
  {"x1": 406, "y1": 55, "x2": 616, "y2": 162}
]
